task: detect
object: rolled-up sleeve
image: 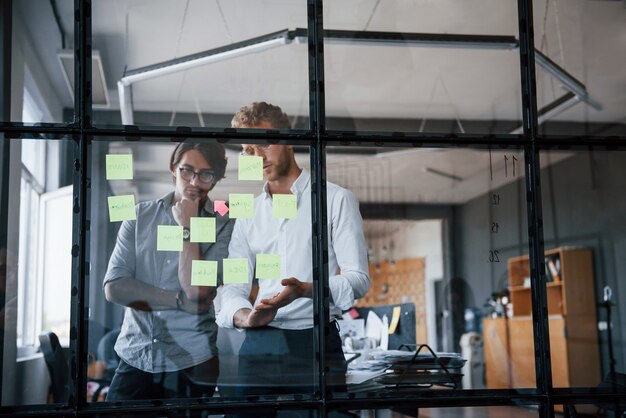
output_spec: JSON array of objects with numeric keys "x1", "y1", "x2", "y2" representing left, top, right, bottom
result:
[
  {"x1": 103, "y1": 218, "x2": 137, "y2": 285},
  {"x1": 215, "y1": 219, "x2": 254, "y2": 329},
  {"x1": 328, "y1": 189, "x2": 370, "y2": 311}
]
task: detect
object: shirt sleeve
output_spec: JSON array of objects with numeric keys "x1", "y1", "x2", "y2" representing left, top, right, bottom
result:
[
  {"x1": 215, "y1": 218, "x2": 255, "y2": 329},
  {"x1": 103, "y1": 218, "x2": 136, "y2": 286},
  {"x1": 328, "y1": 188, "x2": 370, "y2": 311}
]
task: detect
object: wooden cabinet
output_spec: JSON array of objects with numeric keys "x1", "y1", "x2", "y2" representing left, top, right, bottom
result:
[{"x1": 484, "y1": 247, "x2": 601, "y2": 392}]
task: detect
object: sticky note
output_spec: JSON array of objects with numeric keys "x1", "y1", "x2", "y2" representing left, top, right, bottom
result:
[
  {"x1": 106, "y1": 154, "x2": 133, "y2": 180},
  {"x1": 238, "y1": 155, "x2": 263, "y2": 181},
  {"x1": 214, "y1": 200, "x2": 229, "y2": 216},
  {"x1": 108, "y1": 195, "x2": 136, "y2": 222},
  {"x1": 229, "y1": 194, "x2": 254, "y2": 218},
  {"x1": 388, "y1": 306, "x2": 402, "y2": 334},
  {"x1": 157, "y1": 225, "x2": 183, "y2": 252},
  {"x1": 272, "y1": 194, "x2": 297, "y2": 219},
  {"x1": 255, "y1": 254, "x2": 281, "y2": 279},
  {"x1": 223, "y1": 258, "x2": 249, "y2": 284},
  {"x1": 190, "y1": 217, "x2": 215, "y2": 243},
  {"x1": 191, "y1": 260, "x2": 218, "y2": 286}
]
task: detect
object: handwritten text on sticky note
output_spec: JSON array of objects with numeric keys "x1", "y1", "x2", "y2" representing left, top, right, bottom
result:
[
  {"x1": 255, "y1": 254, "x2": 281, "y2": 279},
  {"x1": 108, "y1": 195, "x2": 136, "y2": 222},
  {"x1": 191, "y1": 260, "x2": 218, "y2": 286},
  {"x1": 190, "y1": 217, "x2": 216, "y2": 243},
  {"x1": 238, "y1": 155, "x2": 263, "y2": 181},
  {"x1": 272, "y1": 194, "x2": 297, "y2": 219},
  {"x1": 223, "y1": 258, "x2": 249, "y2": 284},
  {"x1": 157, "y1": 225, "x2": 183, "y2": 252},
  {"x1": 106, "y1": 154, "x2": 133, "y2": 180},
  {"x1": 229, "y1": 194, "x2": 254, "y2": 218}
]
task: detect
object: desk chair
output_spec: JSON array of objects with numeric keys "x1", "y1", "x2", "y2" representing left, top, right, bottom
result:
[{"x1": 39, "y1": 331, "x2": 71, "y2": 403}]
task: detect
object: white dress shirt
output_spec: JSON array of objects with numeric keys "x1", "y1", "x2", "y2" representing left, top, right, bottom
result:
[{"x1": 216, "y1": 169, "x2": 370, "y2": 330}]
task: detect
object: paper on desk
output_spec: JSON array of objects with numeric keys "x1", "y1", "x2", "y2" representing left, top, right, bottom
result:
[
  {"x1": 381, "y1": 315, "x2": 389, "y2": 350},
  {"x1": 365, "y1": 311, "x2": 383, "y2": 346}
]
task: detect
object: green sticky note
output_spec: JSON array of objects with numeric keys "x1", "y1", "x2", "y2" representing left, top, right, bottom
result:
[
  {"x1": 108, "y1": 195, "x2": 136, "y2": 222},
  {"x1": 157, "y1": 225, "x2": 183, "y2": 252},
  {"x1": 223, "y1": 258, "x2": 249, "y2": 284},
  {"x1": 272, "y1": 194, "x2": 297, "y2": 219},
  {"x1": 191, "y1": 260, "x2": 218, "y2": 286},
  {"x1": 106, "y1": 154, "x2": 133, "y2": 180},
  {"x1": 190, "y1": 217, "x2": 216, "y2": 243},
  {"x1": 256, "y1": 254, "x2": 281, "y2": 279},
  {"x1": 229, "y1": 194, "x2": 254, "y2": 218},
  {"x1": 238, "y1": 155, "x2": 263, "y2": 181}
]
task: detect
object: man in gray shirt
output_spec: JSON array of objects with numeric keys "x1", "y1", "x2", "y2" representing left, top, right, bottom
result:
[{"x1": 104, "y1": 142, "x2": 234, "y2": 400}]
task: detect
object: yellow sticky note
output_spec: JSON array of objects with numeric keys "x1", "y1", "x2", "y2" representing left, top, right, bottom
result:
[
  {"x1": 255, "y1": 254, "x2": 281, "y2": 279},
  {"x1": 191, "y1": 260, "x2": 218, "y2": 286},
  {"x1": 238, "y1": 155, "x2": 263, "y2": 181},
  {"x1": 106, "y1": 154, "x2": 133, "y2": 180},
  {"x1": 108, "y1": 195, "x2": 136, "y2": 222},
  {"x1": 272, "y1": 194, "x2": 297, "y2": 219},
  {"x1": 388, "y1": 306, "x2": 402, "y2": 334},
  {"x1": 157, "y1": 225, "x2": 183, "y2": 252},
  {"x1": 190, "y1": 217, "x2": 215, "y2": 243},
  {"x1": 223, "y1": 258, "x2": 249, "y2": 284},
  {"x1": 229, "y1": 194, "x2": 254, "y2": 218}
]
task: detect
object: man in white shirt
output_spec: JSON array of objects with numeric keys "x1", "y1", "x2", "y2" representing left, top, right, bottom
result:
[{"x1": 216, "y1": 102, "x2": 370, "y2": 401}]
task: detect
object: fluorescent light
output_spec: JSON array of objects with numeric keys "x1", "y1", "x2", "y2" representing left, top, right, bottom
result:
[{"x1": 57, "y1": 49, "x2": 110, "y2": 108}]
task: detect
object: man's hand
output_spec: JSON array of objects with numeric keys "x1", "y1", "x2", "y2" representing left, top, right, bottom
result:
[
  {"x1": 172, "y1": 197, "x2": 199, "y2": 227},
  {"x1": 254, "y1": 278, "x2": 312, "y2": 312}
]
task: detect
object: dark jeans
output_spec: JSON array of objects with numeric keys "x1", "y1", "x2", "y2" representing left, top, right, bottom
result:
[
  {"x1": 106, "y1": 356, "x2": 219, "y2": 401},
  {"x1": 231, "y1": 324, "x2": 346, "y2": 418}
]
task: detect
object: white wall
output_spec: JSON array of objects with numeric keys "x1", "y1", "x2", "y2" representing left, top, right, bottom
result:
[{"x1": 365, "y1": 219, "x2": 443, "y2": 347}]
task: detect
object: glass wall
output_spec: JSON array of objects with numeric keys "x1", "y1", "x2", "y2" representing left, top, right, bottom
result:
[
  {"x1": 1, "y1": 0, "x2": 625, "y2": 416},
  {"x1": 324, "y1": 0, "x2": 522, "y2": 134},
  {"x1": 0, "y1": 137, "x2": 73, "y2": 405}
]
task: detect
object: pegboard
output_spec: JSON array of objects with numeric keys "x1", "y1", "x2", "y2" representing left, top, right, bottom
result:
[{"x1": 355, "y1": 258, "x2": 428, "y2": 345}]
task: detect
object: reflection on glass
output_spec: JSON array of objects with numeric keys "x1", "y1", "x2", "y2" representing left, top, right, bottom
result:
[
  {"x1": 324, "y1": 1, "x2": 521, "y2": 134},
  {"x1": 325, "y1": 145, "x2": 534, "y2": 396},
  {"x1": 90, "y1": 131, "x2": 326, "y2": 402},
  {"x1": 91, "y1": 1, "x2": 309, "y2": 127},
  {"x1": 11, "y1": 0, "x2": 74, "y2": 123},
  {"x1": 349, "y1": 406, "x2": 539, "y2": 418},
  {"x1": 1, "y1": 138, "x2": 72, "y2": 406},
  {"x1": 540, "y1": 149, "x2": 626, "y2": 389},
  {"x1": 534, "y1": 0, "x2": 626, "y2": 136}
]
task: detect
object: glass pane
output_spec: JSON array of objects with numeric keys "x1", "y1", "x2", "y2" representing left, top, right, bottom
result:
[
  {"x1": 557, "y1": 401, "x2": 626, "y2": 418},
  {"x1": 324, "y1": 144, "x2": 535, "y2": 399},
  {"x1": 347, "y1": 406, "x2": 540, "y2": 418},
  {"x1": 1, "y1": 136, "x2": 74, "y2": 406},
  {"x1": 91, "y1": 0, "x2": 309, "y2": 128},
  {"x1": 89, "y1": 137, "x2": 317, "y2": 403},
  {"x1": 9, "y1": 0, "x2": 75, "y2": 123},
  {"x1": 534, "y1": 1, "x2": 626, "y2": 136},
  {"x1": 540, "y1": 149, "x2": 625, "y2": 388},
  {"x1": 324, "y1": 1, "x2": 522, "y2": 134}
]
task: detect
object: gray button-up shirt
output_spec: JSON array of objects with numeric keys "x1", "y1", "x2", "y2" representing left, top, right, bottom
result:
[{"x1": 104, "y1": 192, "x2": 234, "y2": 373}]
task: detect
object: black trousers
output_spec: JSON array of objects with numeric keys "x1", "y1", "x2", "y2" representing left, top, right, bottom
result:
[
  {"x1": 106, "y1": 356, "x2": 219, "y2": 401},
  {"x1": 231, "y1": 323, "x2": 346, "y2": 418}
]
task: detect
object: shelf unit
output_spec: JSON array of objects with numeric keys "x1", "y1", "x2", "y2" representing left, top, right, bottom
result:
[{"x1": 485, "y1": 247, "x2": 601, "y2": 396}]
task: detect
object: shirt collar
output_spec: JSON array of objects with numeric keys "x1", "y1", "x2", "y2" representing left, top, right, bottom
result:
[
  {"x1": 262, "y1": 169, "x2": 310, "y2": 198},
  {"x1": 158, "y1": 191, "x2": 216, "y2": 215}
]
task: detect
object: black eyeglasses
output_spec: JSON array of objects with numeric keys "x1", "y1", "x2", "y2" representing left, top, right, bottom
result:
[
  {"x1": 241, "y1": 144, "x2": 272, "y2": 156},
  {"x1": 178, "y1": 167, "x2": 215, "y2": 183}
]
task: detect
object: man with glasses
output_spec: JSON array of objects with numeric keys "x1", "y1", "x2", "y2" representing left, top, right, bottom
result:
[
  {"x1": 217, "y1": 102, "x2": 370, "y2": 404},
  {"x1": 104, "y1": 142, "x2": 234, "y2": 400}
]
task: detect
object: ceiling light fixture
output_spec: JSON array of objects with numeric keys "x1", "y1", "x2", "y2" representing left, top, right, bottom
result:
[
  {"x1": 117, "y1": 28, "x2": 601, "y2": 126},
  {"x1": 58, "y1": 49, "x2": 110, "y2": 108}
]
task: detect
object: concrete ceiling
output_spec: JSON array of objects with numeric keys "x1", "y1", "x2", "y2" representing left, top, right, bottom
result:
[{"x1": 14, "y1": 0, "x2": 625, "y2": 204}]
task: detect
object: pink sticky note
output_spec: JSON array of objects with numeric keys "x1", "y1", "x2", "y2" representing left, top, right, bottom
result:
[
  {"x1": 348, "y1": 308, "x2": 360, "y2": 319},
  {"x1": 214, "y1": 200, "x2": 229, "y2": 216}
]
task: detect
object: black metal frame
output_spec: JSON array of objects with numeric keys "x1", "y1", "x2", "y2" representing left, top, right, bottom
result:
[{"x1": 0, "y1": 0, "x2": 625, "y2": 416}]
